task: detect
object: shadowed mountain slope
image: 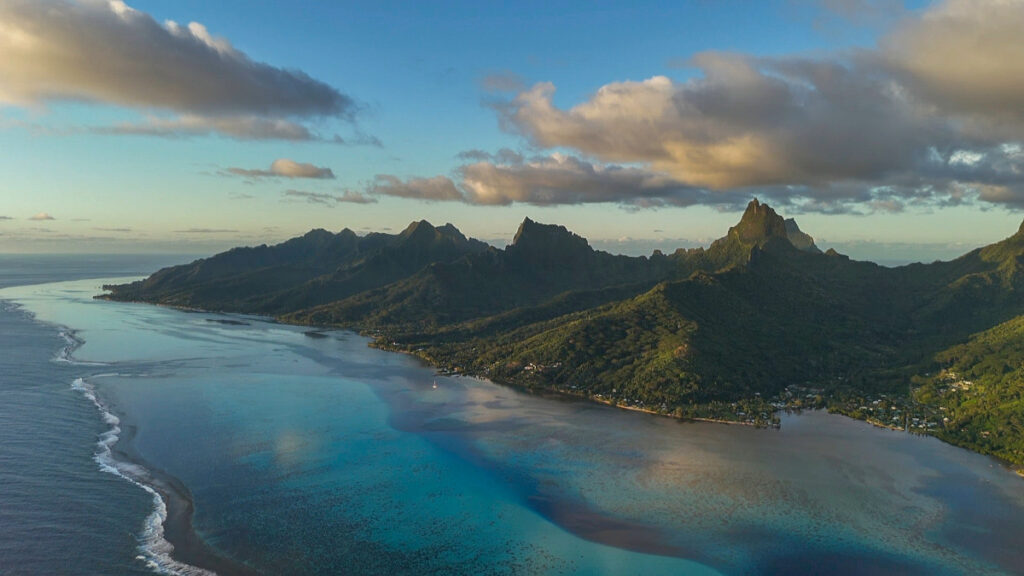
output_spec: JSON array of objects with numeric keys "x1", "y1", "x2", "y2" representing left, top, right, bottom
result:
[{"x1": 103, "y1": 200, "x2": 1024, "y2": 467}]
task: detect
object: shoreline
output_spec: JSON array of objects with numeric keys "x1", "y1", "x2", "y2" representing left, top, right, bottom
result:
[
  {"x1": 101, "y1": 293, "x2": 1024, "y2": 478},
  {"x1": 112, "y1": 418, "x2": 260, "y2": 576},
  {"x1": 53, "y1": 287, "x2": 1024, "y2": 575},
  {"x1": 52, "y1": 313, "x2": 257, "y2": 576},
  {"x1": 372, "y1": 342, "x2": 776, "y2": 428},
  {"x1": 589, "y1": 396, "x2": 762, "y2": 427}
]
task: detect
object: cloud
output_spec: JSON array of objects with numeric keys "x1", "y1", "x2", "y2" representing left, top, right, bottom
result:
[
  {"x1": 0, "y1": 0, "x2": 362, "y2": 141},
  {"x1": 364, "y1": 153, "x2": 749, "y2": 209},
  {"x1": 456, "y1": 148, "x2": 524, "y2": 164},
  {"x1": 487, "y1": 0, "x2": 1024, "y2": 209},
  {"x1": 480, "y1": 72, "x2": 527, "y2": 93},
  {"x1": 227, "y1": 159, "x2": 335, "y2": 180},
  {"x1": 804, "y1": 0, "x2": 904, "y2": 26},
  {"x1": 879, "y1": 0, "x2": 1024, "y2": 137},
  {"x1": 458, "y1": 154, "x2": 718, "y2": 207},
  {"x1": 174, "y1": 228, "x2": 238, "y2": 234},
  {"x1": 334, "y1": 190, "x2": 377, "y2": 204},
  {"x1": 502, "y1": 57, "x2": 943, "y2": 191},
  {"x1": 94, "y1": 117, "x2": 382, "y2": 145},
  {"x1": 362, "y1": 144, "x2": 1024, "y2": 214},
  {"x1": 0, "y1": 216, "x2": 12, "y2": 221},
  {"x1": 93, "y1": 227, "x2": 132, "y2": 232},
  {"x1": 283, "y1": 189, "x2": 376, "y2": 205},
  {"x1": 29, "y1": 212, "x2": 55, "y2": 220},
  {"x1": 96, "y1": 115, "x2": 330, "y2": 142},
  {"x1": 369, "y1": 175, "x2": 464, "y2": 201}
]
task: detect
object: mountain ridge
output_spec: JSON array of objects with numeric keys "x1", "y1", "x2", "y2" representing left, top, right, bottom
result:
[{"x1": 101, "y1": 200, "x2": 1024, "y2": 471}]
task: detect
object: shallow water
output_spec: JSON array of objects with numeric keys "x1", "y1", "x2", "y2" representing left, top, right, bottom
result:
[{"x1": 2, "y1": 273, "x2": 1023, "y2": 575}]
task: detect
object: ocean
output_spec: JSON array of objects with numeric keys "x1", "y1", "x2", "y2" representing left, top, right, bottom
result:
[{"x1": 1, "y1": 255, "x2": 1023, "y2": 575}]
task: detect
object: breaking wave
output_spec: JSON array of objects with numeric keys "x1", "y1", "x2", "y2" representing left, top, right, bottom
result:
[{"x1": 71, "y1": 377, "x2": 216, "y2": 576}]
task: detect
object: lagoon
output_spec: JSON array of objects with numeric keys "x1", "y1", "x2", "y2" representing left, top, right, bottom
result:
[{"x1": 2, "y1": 274, "x2": 1023, "y2": 575}]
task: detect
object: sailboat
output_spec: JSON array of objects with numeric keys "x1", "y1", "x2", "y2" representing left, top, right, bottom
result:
[{"x1": 432, "y1": 379, "x2": 438, "y2": 390}]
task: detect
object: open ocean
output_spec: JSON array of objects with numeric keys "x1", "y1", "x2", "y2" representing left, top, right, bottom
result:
[{"x1": 2, "y1": 254, "x2": 1024, "y2": 575}]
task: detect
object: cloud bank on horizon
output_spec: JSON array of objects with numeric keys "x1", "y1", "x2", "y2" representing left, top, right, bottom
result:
[
  {"x1": 372, "y1": 0, "x2": 1024, "y2": 214},
  {"x1": 0, "y1": 0, "x2": 359, "y2": 142}
]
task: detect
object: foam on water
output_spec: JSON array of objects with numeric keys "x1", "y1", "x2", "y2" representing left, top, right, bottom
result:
[
  {"x1": 6, "y1": 295, "x2": 206, "y2": 575},
  {"x1": 56, "y1": 329, "x2": 107, "y2": 366},
  {"x1": 71, "y1": 377, "x2": 215, "y2": 576}
]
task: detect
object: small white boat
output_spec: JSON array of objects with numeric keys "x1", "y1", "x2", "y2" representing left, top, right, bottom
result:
[{"x1": 432, "y1": 379, "x2": 438, "y2": 390}]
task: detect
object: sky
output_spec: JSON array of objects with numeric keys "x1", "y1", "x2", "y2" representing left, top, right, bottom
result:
[{"x1": 1, "y1": 0, "x2": 1024, "y2": 263}]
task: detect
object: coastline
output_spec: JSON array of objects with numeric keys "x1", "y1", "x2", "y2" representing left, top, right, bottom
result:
[
  {"x1": 112, "y1": 417, "x2": 260, "y2": 576},
  {"x1": 590, "y1": 396, "x2": 761, "y2": 427},
  {"x1": 368, "y1": 338, "x2": 771, "y2": 428},
  {"x1": 53, "y1": 316, "x2": 257, "y2": 576},
  {"x1": 97, "y1": 291, "x2": 1024, "y2": 475},
  {"x1": 52, "y1": 287, "x2": 1023, "y2": 575},
  {"x1": 94, "y1": 296, "x2": 755, "y2": 428}
]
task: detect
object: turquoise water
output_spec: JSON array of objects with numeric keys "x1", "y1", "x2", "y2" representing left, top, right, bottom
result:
[{"x1": 3, "y1": 273, "x2": 1024, "y2": 575}]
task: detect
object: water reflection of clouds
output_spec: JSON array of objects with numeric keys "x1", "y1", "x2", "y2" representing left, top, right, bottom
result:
[
  {"x1": 274, "y1": 429, "x2": 313, "y2": 469},
  {"x1": 446, "y1": 381, "x2": 1012, "y2": 573}
]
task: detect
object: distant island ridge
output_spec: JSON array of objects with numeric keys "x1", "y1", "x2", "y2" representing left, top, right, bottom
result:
[{"x1": 103, "y1": 199, "x2": 1024, "y2": 474}]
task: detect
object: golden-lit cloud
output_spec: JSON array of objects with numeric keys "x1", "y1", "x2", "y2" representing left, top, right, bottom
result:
[
  {"x1": 96, "y1": 115, "x2": 333, "y2": 142},
  {"x1": 489, "y1": 0, "x2": 1024, "y2": 208},
  {"x1": 502, "y1": 58, "x2": 936, "y2": 191},
  {"x1": 365, "y1": 154, "x2": 745, "y2": 209},
  {"x1": 0, "y1": 0, "x2": 358, "y2": 141},
  {"x1": 368, "y1": 175, "x2": 463, "y2": 201},
  {"x1": 227, "y1": 159, "x2": 336, "y2": 180},
  {"x1": 459, "y1": 154, "x2": 715, "y2": 207},
  {"x1": 29, "y1": 212, "x2": 55, "y2": 221}
]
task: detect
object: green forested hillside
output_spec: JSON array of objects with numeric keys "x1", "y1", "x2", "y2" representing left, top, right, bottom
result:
[
  {"x1": 914, "y1": 316, "x2": 1024, "y2": 466},
  {"x1": 105, "y1": 220, "x2": 489, "y2": 313},
  {"x1": 102, "y1": 199, "x2": 1024, "y2": 469},
  {"x1": 283, "y1": 217, "x2": 689, "y2": 330}
]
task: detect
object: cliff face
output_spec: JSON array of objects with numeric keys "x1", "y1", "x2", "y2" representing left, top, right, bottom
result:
[
  {"x1": 506, "y1": 218, "x2": 593, "y2": 266},
  {"x1": 784, "y1": 218, "x2": 822, "y2": 253},
  {"x1": 730, "y1": 198, "x2": 789, "y2": 245}
]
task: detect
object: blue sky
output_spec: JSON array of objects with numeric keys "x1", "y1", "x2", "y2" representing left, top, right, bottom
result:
[{"x1": 1, "y1": 0, "x2": 1023, "y2": 262}]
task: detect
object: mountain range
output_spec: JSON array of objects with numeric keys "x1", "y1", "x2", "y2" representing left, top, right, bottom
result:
[{"x1": 103, "y1": 200, "x2": 1024, "y2": 471}]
